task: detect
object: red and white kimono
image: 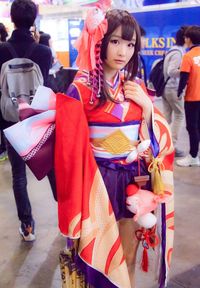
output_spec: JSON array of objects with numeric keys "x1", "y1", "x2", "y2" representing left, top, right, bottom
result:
[{"x1": 55, "y1": 71, "x2": 174, "y2": 288}]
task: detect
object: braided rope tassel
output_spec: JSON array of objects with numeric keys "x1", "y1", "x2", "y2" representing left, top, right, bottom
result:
[
  {"x1": 95, "y1": 40, "x2": 103, "y2": 98},
  {"x1": 89, "y1": 40, "x2": 103, "y2": 105},
  {"x1": 89, "y1": 71, "x2": 95, "y2": 105}
]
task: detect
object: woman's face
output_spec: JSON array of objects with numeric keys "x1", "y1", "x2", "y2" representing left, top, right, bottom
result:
[{"x1": 103, "y1": 25, "x2": 136, "y2": 78}]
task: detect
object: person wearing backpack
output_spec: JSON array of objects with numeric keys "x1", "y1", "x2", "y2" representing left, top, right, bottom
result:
[
  {"x1": 0, "y1": 0, "x2": 56, "y2": 242},
  {"x1": 162, "y1": 26, "x2": 187, "y2": 157}
]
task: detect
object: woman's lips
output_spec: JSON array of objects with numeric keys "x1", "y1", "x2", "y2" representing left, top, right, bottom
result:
[{"x1": 114, "y1": 59, "x2": 125, "y2": 64}]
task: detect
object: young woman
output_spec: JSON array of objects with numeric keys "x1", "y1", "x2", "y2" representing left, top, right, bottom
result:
[{"x1": 55, "y1": 8, "x2": 174, "y2": 288}]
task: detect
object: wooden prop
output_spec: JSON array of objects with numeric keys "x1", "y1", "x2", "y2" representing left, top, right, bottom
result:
[{"x1": 59, "y1": 244, "x2": 94, "y2": 288}]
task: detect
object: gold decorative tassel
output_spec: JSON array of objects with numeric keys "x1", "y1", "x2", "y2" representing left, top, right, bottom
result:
[{"x1": 148, "y1": 157, "x2": 165, "y2": 195}]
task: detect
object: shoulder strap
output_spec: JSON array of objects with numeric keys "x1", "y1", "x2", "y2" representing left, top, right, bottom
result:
[
  {"x1": 5, "y1": 42, "x2": 19, "y2": 58},
  {"x1": 4, "y1": 42, "x2": 38, "y2": 59},
  {"x1": 166, "y1": 48, "x2": 182, "y2": 57}
]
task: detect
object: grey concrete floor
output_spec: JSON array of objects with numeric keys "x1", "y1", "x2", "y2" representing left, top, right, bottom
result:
[{"x1": 0, "y1": 98, "x2": 200, "y2": 288}]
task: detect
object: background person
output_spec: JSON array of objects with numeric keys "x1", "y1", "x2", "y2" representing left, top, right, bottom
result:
[
  {"x1": 30, "y1": 23, "x2": 40, "y2": 43},
  {"x1": 0, "y1": 0, "x2": 56, "y2": 242},
  {"x1": 39, "y1": 32, "x2": 57, "y2": 65},
  {"x1": 162, "y1": 26, "x2": 187, "y2": 157},
  {"x1": 39, "y1": 31, "x2": 64, "y2": 92},
  {"x1": 0, "y1": 23, "x2": 8, "y2": 42},
  {"x1": 0, "y1": 23, "x2": 9, "y2": 161},
  {"x1": 177, "y1": 25, "x2": 200, "y2": 166}
]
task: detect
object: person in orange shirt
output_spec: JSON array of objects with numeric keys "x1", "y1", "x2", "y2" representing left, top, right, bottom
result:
[{"x1": 177, "y1": 25, "x2": 200, "y2": 167}]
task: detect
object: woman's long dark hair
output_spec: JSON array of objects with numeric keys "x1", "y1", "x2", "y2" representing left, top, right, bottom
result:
[
  {"x1": 96, "y1": 9, "x2": 141, "y2": 107},
  {"x1": 0, "y1": 23, "x2": 8, "y2": 42}
]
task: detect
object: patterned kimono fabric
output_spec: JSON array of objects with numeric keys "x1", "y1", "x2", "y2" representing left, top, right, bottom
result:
[{"x1": 55, "y1": 72, "x2": 174, "y2": 288}]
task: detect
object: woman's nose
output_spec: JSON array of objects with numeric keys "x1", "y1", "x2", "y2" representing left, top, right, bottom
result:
[{"x1": 118, "y1": 44, "x2": 126, "y2": 56}]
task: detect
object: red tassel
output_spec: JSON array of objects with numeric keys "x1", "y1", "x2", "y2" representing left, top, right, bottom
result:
[
  {"x1": 136, "y1": 228, "x2": 159, "y2": 273},
  {"x1": 141, "y1": 247, "x2": 148, "y2": 272}
]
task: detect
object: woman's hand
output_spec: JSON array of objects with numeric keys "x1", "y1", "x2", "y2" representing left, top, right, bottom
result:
[{"x1": 124, "y1": 80, "x2": 152, "y2": 125}]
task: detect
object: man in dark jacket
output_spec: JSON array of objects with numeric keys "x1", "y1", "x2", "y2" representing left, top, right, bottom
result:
[
  {"x1": 0, "y1": 4, "x2": 51, "y2": 84},
  {"x1": 0, "y1": 0, "x2": 56, "y2": 242}
]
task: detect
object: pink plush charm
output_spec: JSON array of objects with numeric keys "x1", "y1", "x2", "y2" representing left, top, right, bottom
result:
[{"x1": 126, "y1": 184, "x2": 167, "y2": 229}]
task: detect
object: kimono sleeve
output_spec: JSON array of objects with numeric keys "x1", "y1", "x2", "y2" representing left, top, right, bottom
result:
[{"x1": 66, "y1": 83, "x2": 82, "y2": 101}]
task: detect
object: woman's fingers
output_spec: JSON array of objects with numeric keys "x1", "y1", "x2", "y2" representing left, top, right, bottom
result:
[
  {"x1": 124, "y1": 84, "x2": 141, "y2": 99},
  {"x1": 124, "y1": 81, "x2": 152, "y2": 111},
  {"x1": 124, "y1": 81, "x2": 142, "y2": 96}
]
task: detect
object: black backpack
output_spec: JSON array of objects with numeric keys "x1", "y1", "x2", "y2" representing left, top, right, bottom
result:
[{"x1": 149, "y1": 49, "x2": 181, "y2": 97}]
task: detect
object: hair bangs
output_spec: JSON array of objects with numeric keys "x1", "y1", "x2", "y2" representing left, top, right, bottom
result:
[{"x1": 121, "y1": 20, "x2": 135, "y2": 41}]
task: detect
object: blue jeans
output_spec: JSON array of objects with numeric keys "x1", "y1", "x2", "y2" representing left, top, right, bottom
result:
[{"x1": 7, "y1": 142, "x2": 56, "y2": 225}]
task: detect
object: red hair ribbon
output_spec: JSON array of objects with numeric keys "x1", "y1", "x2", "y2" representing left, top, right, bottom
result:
[{"x1": 74, "y1": 7, "x2": 108, "y2": 71}]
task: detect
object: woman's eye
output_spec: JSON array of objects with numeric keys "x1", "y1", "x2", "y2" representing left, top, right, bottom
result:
[
  {"x1": 128, "y1": 43, "x2": 135, "y2": 48},
  {"x1": 110, "y1": 39, "x2": 119, "y2": 45}
]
